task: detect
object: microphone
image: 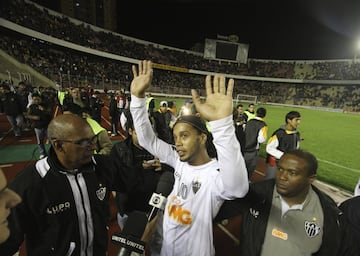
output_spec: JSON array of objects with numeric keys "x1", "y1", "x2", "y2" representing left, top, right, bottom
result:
[
  {"x1": 112, "y1": 210, "x2": 148, "y2": 256},
  {"x1": 147, "y1": 171, "x2": 174, "y2": 222}
]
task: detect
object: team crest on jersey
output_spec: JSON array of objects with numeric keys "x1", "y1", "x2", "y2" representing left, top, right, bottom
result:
[
  {"x1": 192, "y1": 179, "x2": 201, "y2": 194},
  {"x1": 249, "y1": 208, "x2": 259, "y2": 218},
  {"x1": 96, "y1": 187, "x2": 106, "y2": 201},
  {"x1": 304, "y1": 221, "x2": 321, "y2": 238}
]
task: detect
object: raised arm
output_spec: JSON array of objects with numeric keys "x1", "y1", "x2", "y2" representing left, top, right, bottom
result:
[
  {"x1": 129, "y1": 60, "x2": 177, "y2": 166},
  {"x1": 191, "y1": 74, "x2": 234, "y2": 121},
  {"x1": 194, "y1": 74, "x2": 248, "y2": 198},
  {"x1": 130, "y1": 60, "x2": 153, "y2": 99}
]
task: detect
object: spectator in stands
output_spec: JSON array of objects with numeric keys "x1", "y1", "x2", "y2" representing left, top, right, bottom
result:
[
  {"x1": 0, "y1": 167, "x2": 21, "y2": 244},
  {"x1": 244, "y1": 103, "x2": 256, "y2": 121},
  {"x1": 266, "y1": 110, "x2": 301, "y2": 179},
  {"x1": 0, "y1": 114, "x2": 132, "y2": 255},
  {"x1": 0, "y1": 83, "x2": 24, "y2": 137},
  {"x1": 152, "y1": 100, "x2": 176, "y2": 144},
  {"x1": 217, "y1": 149, "x2": 351, "y2": 256},
  {"x1": 25, "y1": 93, "x2": 52, "y2": 159},
  {"x1": 110, "y1": 109, "x2": 174, "y2": 229},
  {"x1": 129, "y1": 60, "x2": 248, "y2": 256},
  {"x1": 243, "y1": 107, "x2": 268, "y2": 179}
]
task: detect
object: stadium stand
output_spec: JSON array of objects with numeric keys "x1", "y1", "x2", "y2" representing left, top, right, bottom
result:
[{"x1": 0, "y1": 0, "x2": 359, "y2": 255}]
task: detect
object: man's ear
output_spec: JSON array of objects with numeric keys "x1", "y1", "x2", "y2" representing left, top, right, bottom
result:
[
  {"x1": 309, "y1": 174, "x2": 317, "y2": 184},
  {"x1": 200, "y1": 133, "x2": 207, "y2": 145},
  {"x1": 52, "y1": 140, "x2": 63, "y2": 152}
]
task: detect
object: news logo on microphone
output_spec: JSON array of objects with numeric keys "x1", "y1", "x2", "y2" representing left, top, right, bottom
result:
[{"x1": 149, "y1": 193, "x2": 166, "y2": 210}]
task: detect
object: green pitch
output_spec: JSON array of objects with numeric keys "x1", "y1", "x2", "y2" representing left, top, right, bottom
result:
[{"x1": 154, "y1": 96, "x2": 360, "y2": 192}]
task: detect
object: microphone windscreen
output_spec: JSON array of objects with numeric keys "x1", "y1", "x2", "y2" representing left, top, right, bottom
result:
[
  {"x1": 156, "y1": 171, "x2": 174, "y2": 196},
  {"x1": 121, "y1": 210, "x2": 148, "y2": 237}
]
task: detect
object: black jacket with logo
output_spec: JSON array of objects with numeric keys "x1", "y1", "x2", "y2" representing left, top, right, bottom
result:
[{"x1": 0, "y1": 147, "x2": 129, "y2": 256}]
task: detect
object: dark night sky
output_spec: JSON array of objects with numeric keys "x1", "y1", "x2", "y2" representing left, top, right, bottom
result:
[
  {"x1": 31, "y1": 0, "x2": 360, "y2": 60},
  {"x1": 116, "y1": 0, "x2": 360, "y2": 60}
]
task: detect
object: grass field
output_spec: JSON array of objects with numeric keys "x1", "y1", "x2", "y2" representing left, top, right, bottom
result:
[{"x1": 153, "y1": 96, "x2": 360, "y2": 192}]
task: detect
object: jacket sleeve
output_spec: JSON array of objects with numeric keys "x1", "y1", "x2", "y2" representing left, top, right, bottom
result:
[
  {"x1": 258, "y1": 125, "x2": 268, "y2": 144},
  {"x1": 95, "y1": 130, "x2": 113, "y2": 155},
  {"x1": 266, "y1": 133, "x2": 283, "y2": 159}
]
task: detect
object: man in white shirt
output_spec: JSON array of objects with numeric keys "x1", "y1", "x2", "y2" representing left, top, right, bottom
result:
[{"x1": 129, "y1": 60, "x2": 249, "y2": 256}]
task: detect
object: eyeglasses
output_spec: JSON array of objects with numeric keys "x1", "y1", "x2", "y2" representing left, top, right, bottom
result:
[{"x1": 51, "y1": 135, "x2": 97, "y2": 147}]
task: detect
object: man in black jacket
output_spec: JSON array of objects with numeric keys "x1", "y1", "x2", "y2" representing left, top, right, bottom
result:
[
  {"x1": 265, "y1": 111, "x2": 301, "y2": 179},
  {"x1": 338, "y1": 195, "x2": 360, "y2": 256},
  {"x1": 0, "y1": 114, "x2": 133, "y2": 256},
  {"x1": 0, "y1": 83, "x2": 25, "y2": 137},
  {"x1": 110, "y1": 109, "x2": 173, "y2": 229},
  {"x1": 243, "y1": 107, "x2": 268, "y2": 179},
  {"x1": 217, "y1": 149, "x2": 351, "y2": 256}
]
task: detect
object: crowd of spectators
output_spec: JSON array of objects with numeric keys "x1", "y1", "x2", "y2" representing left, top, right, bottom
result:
[{"x1": 0, "y1": 0, "x2": 360, "y2": 111}]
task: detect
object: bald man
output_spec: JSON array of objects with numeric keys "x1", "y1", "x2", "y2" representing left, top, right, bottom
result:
[{"x1": 0, "y1": 114, "x2": 132, "y2": 256}]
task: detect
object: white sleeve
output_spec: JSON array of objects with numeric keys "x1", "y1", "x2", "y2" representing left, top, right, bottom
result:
[
  {"x1": 130, "y1": 95, "x2": 177, "y2": 167},
  {"x1": 266, "y1": 134, "x2": 283, "y2": 159},
  {"x1": 211, "y1": 115, "x2": 249, "y2": 198},
  {"x1": 258, "y1": 126, "x2": 268, "y2": 144}
]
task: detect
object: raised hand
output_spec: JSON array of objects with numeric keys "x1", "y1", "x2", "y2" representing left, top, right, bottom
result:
[
  {"x1": 130, "y1": 60, "x2": 153, "y2": 98},
  {"x1": 191, "y1": 74, "x2": 234, "y2": 121}
]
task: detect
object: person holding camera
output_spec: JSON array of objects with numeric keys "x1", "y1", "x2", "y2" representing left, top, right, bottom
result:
[{"x1": 129, "y1": 60, "x2": 249, "y2": 256}]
